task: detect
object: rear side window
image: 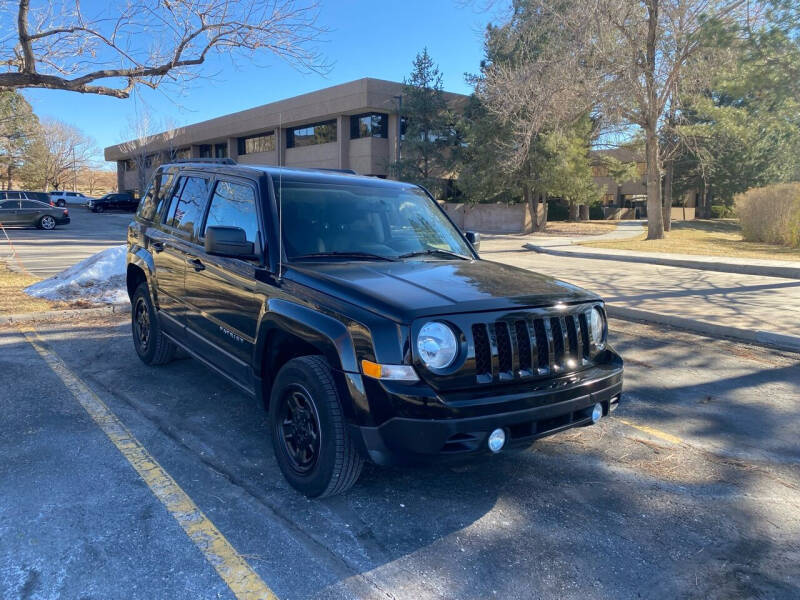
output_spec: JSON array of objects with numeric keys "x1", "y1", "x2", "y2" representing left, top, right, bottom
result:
[
  {"x1": 0, "y1": 200, "x2": 19, "y2": 209},
  {"x1": 138, "y1": 169, "x2": 176, "y2": 221},
  {"x1": 21, "y1": 200, "x2": 45, "y2": 209},
  {"x1": 204, "y1": 181, "x2": 259, "y2": 245},
  {"x1": 164, "y1": 176, "x2": 210, "y2": 237}
]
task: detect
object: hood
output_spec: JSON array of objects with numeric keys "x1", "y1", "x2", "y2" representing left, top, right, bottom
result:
[{"x1": 286, "y1": 258, "x2": 600, "y2": 322}]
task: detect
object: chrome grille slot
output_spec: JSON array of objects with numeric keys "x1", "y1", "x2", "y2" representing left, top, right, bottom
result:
[
  {"x1": 494, "y1": 322, "x2": 513, "y2": 377},
  {"x1": 533, "y1": 318, "x2": 550, "y2": 371},
  {"x1": 550, "y1": 317, "x2": 565, "y2": 365},
  {"x1": 472, "y1": 323, "x2": 492, "y2": 381},
  {"x1": 514, "y1": 320, "x2": 532, "y2": 374}
]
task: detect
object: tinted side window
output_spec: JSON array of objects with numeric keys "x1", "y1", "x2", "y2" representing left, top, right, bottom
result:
[
  {"x1": 138, "y1": 169, "x2": 176, "y2": 221},
  {"x1": 7, "y1": 191, "x2": 23, "y2": 199},
  {"x1": 0, "y1": 200, "x2": 18, "y2": 209},
  {"x1": 204, "y1": 181, "x2": 259, "y2": 244},
  {"x1": 21, "y1": 200, "x2": 44, "y2": 208},
  {"x1": 165, "y1": 176, "x2": 210, "y2": 237}
]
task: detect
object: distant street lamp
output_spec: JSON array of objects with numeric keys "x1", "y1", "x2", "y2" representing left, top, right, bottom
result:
[{"x1": 393, "y1": 95, "x2": 403, "y2": 162}]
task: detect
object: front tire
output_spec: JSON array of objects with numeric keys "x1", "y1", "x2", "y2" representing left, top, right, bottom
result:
[
  {"x1": 94, "y1": 204, "x2": 104, "y2": 213},
  {"x1": 39, "y1": 215, "x2": 56, "y2": 230},
  {"x1": 131, "y1": 282, "x2": 176, "y2": 365},
  {"x1": 270, "y1": 356, "x2": 364, "y2": 498}
]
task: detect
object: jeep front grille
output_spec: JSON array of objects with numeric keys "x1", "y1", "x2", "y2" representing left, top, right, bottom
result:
[{"x1": 471, "y1": 309, "x2": 593, "y2": 384}]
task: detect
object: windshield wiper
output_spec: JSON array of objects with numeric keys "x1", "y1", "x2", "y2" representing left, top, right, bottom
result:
[
  {"x1": 292, "y1": 251, "x2": 397, "y2": 262},
  {"x1": 398, "y1": 248, "x2": 471, "y2": 260}
]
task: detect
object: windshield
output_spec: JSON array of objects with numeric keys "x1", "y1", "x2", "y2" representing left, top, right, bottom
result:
[{"x1": 276, "y1": 180, "x2": 474, "y2": 261}]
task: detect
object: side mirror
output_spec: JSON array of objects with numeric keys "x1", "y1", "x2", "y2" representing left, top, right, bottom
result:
[
  {"x1": 205, "y1": 226, "x2": 255, "y2": 258},
  {"x1": 465, "y1": 231, "x2": 480, "y2": 251}
]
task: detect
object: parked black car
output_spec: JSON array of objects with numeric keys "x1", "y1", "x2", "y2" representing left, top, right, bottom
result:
[
  {"x1": 127, "y1": 161, "x2": 623, "y2": 497},
  {"x1": 0, "y1": 198, "x2": 70, "y2": 229},
  {"x1": 89, "y1": 192, "x2": 138, "y2": 212}
]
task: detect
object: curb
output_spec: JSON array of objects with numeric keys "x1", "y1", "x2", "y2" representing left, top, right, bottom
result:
[
  {"x1": 607, "y1": 305, "x2": 800, "y2": 354},
  {"x1": 524, "y1": 244, "x2": 800, "y2": 279},
  {"x1": 0, "y1": 303, "x2": 130, "y2": 325}
]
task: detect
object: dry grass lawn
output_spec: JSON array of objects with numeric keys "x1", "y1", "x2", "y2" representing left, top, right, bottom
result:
[
  {"x1": 581, "y1": 219, "x2": 800, "y2": 261},
  {"x1": 0, "y1": 261, "x2": 71, "y2": 315},
  {"x1": 538, "y1": 221, "x2": 619, "y2": 236}
]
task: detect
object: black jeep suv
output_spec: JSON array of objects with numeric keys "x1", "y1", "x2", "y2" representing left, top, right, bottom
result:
[{"x1": 127, "y1": 161, "x2": 623, "y2": 497}]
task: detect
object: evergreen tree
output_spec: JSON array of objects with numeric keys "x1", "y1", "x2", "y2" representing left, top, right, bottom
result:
[
  {"x1": 0, "y1": 91, "x2": 39, "y2": 188},
  {"x1": 391, "y1": 49, "x2": 455, "y2": 197}
]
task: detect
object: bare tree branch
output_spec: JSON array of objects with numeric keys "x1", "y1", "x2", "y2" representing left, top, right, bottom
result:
[{"x1": 0, "y1": 0, "x2": 328, "y2": 98}]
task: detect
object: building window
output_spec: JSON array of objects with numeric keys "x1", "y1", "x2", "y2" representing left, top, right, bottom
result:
[
  {"x1": 286, "y1": 120, "x2": 337, "y2": 148},
  {"x1": 199, "y1": 144, "x2": 212, "y2": 158},
  {"x1": 215, "y1": 143, "x2": 228, "y2": 158},
  {"x1": 145, "y1": 153, "x2": 162, "y2": 169},
  {"x1": 237, "y1": 132, "x2": 275, "y2": 155},
  {"x1": 350, "y1": 113, "x2": 388, "y2": 139},
  {"x1": 124, "y1": 159, "x2": 136, "y2": 171},
  {"x1": 176, "y1": 147, "x2": 191, "y2": 160},
  {"x1": 592, "y1": 165, "x2": 609, "y2": 177}
]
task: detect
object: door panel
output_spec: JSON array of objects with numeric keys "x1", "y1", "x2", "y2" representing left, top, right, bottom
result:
[
  {"x1": 148, "y1": 228, "x2": 189, "y2": 335},
  {"x1": 183, "y1": 253, "x2": 262, "y2": 383},
  {"x1": 182, "y1": 178, "x2": 265, "y2": 385},
  {"x1": 0, "y1": 200, "x2": 21, "y2": 225}
]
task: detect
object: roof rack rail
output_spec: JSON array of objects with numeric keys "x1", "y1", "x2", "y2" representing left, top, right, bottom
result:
[{"x1": 170, "y1": 158, "x2": 238, "y2": 165}]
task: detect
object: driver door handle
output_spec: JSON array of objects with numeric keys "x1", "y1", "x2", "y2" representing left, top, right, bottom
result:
[{"x1": 188, "y1": 258, "x2": 205, "y2": 271}]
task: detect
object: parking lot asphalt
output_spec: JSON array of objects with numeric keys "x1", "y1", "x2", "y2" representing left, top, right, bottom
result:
[
  {"x1": 1, "y1": 315, "x2": 798, "y2": 599},
  {"x1": 0, "y1": 206, "x2": 130, "y2": 277}
]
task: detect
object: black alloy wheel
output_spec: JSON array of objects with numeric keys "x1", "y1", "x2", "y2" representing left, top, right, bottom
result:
[
  {"x1": 269, "y1": 356, "x2": 364, "y2": 497},
  {"x1": 130, "y1": 282, "x2": 176, "y2": 365},
  {"x1": 277, "y1": 385, "x2": 322, "y2": 474},
  {"x1": 133, "y1": 296, "x2": 151, "y2": 353}
]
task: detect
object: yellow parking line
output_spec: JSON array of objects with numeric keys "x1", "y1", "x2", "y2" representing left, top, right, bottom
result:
[
  {"x1": 20, "y1": 326, "x2": 277, "y2": 600},
  {"x1": 618, "y1": 418, "x2": 683, "y2": 445}
]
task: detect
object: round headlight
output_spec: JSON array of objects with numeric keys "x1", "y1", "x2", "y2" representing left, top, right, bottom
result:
[
  {"x1": 417, "y1": 322, "x2": 458, "y2": 369},
  {"x1": 589, "y1": 307, "x2": 607, "y2": 350}
]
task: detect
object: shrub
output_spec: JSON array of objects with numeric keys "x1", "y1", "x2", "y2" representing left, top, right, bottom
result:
[
  {"x1": 735, "y1": 183, "x2": 800, "y2": 248},
  {"x1": 589, "y1": 204, "x2": 605, "y2": 220},
  {"x1": 547, "y1": 202, "x2": 569, "y2": 221},
  {"x1": 710, "y1": 204, "x2": 735, "y2": 218}
]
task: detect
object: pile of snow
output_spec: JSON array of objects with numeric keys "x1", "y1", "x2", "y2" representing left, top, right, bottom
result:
[{"x1": 25, "y1": 244, "x2": 128, "y2": 304}]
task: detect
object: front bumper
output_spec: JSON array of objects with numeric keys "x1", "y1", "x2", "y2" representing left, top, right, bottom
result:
[
  {"x1": 56, "y1": 216, "x2": 70, "y2": 225},
  {"x1": 350, "y1": 357, "x2": 623, "y2": 466}
]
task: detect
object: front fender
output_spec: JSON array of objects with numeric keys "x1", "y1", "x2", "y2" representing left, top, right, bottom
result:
[
  {"x1": 127, "y1": 246, "x2": 157, "y2": 304},
  {"x1": 255, "y1": 298, "x2": 359, "y2": 374}
]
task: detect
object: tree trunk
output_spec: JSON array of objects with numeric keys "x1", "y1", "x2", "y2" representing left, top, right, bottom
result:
[
  {"x1": 568, "y1": 199, "x2": 578, "y2": 222},
  {"x1": 540, "y1": 194, "x2": 549, "y2": 230},
  {"x1": 524, "y1": 183, "x2": 537, "y2": 233},
  {"x1": 645, "y1": 127, "x2": 664, "y2": 239},
  {"x1": 662, "y1": 159, "x2": 673, "y2": 231}
]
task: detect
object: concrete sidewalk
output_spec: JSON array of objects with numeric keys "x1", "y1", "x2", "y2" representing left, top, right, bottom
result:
[
  {"x1": 481, "y1": 236, "x2": 800, "y2": 352},
  {"x1": 526, "y1": 242, "x2": 800, "y2": 279}
]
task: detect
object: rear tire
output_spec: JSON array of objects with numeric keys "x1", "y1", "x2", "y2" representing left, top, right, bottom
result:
[
  {"x1": 39, "y1": 215, "x2": 56, "y2": 230},
  {"x1": 131, "y1": 282, "x2": 176, "y2": 365},
  {"x1": 270, "y1": 356, "x2": 364, "y2": 498}
]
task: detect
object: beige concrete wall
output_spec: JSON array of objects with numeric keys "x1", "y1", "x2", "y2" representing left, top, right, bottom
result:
[
  {"x1": 237, "y1": 150, "x2": 278, "y2": 166},
  {"x1": 349, "y1": 137, "x2": 390, "y2": 175},
  {"x1": 285, "y1": 142, "x2": 339, "y2": 169},
  {"x1": 442, "y1": 202, "x2": 545, "y2": 234}
]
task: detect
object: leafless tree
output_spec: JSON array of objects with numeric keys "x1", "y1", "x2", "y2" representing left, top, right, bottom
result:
[
  {"x1": 17, "y1": 118, "x2": 96, "y2": 191},
  {"x1": 1, "y1": 0, "x2": 326, "y2": 98},
  {"x1": 478, "y1": 0, "x2": 757, "y2": 239}
]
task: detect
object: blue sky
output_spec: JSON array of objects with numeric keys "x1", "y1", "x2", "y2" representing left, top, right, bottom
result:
[{"x1": 21, "y1": 0, "x2": 504, "y2": 165}]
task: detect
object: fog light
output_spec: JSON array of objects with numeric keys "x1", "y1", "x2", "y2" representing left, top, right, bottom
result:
[
  {"x1": 591, "y1": 403, "x2": 603, "y2": 423},
  {"x1": 488, "y1": 428, "x2": 506, "y2": 453}
]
